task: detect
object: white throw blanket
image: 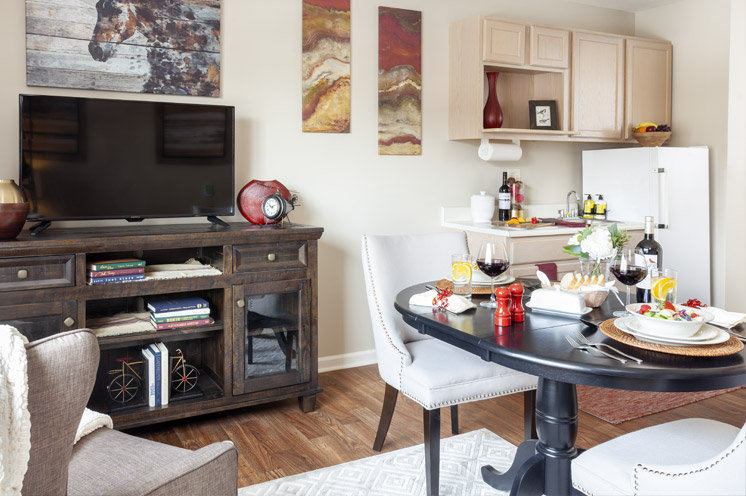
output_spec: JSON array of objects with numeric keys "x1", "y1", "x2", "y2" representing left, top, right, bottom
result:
[
  {"x1": 0, "y1": 325, "x2": 31, "y2": 496},
  {"x1": 74, "y1": 408, "x2": 112, "y2": 444},
  {"x1": 0, "y1": 326, "x2": 112, "y2": 496}
]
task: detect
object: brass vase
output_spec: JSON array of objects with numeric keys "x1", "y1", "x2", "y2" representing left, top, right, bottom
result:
[{"x1": 0, "y1": 180, "x2": 29, "y2": 239}]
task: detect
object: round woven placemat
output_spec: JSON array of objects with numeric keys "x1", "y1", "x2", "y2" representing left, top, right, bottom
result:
[
  {"x1": 599, "y1": 319, "x2": 744, "y2": 357},
  {"x1": 436, "y1": 278, "x2": 517, "y2": 295}
]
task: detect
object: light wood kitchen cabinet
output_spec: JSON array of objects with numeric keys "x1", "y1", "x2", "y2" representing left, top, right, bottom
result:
[
  {"x1": 529, "y1": 26, "x2": 570, "y2": 69},
  {"x1": 450, "y1": 16, "x2": 571, "y2": 140},
  {"x1": 482, "y1": 19, "x2": 526, "y2": 65},
  {"x1": 624, "y1": 38, "x2": 673, "y2": 139},
  {"x1": 571, "y1": 31, "x2": 625, "y2": 139}
]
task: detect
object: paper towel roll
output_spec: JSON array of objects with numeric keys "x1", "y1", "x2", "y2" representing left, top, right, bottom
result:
[{"x1": 478, "y1": 139, "x2": 522, "y2": 161}]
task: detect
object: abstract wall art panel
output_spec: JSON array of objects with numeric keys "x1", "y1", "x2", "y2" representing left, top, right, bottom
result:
[
  {"x1": 302, "y1": 0, "x2": 351, "y2": 133},
  {"x1": 378, "y1": 7, "x2": 421, "y2": 156},
  {"x1": 25, "y1": 0, "x2": 221, "y2": 97}
]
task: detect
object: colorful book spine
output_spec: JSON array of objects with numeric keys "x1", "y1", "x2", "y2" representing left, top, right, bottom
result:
[
  {"x1": 151, "y1": 313, "x2": 210, "y2": 324},
  {"x1": 87, "y1": 274, "x2": 145, "y2": 285},
  {"x1": 151, "y1": 307, "x2": 211, "y2": 319},
  {"x1": 141, "y1": 347, "x2": 156, "y2": 407},
  {"x1": 147, "y1": 344, "x2": 162, "y2": 407},
  {"x1": 156, "y1": 342, "x2": 169, "y2": 406},
  {"x1": 151, "y1": 318, "x2": 211, "y2": 331},
  {"x1": 147, "y1": 297, "x2": 210, "y2": 313},
  {"x1": 87, "y1": 259, "x2": 146, "y2": 271},
  {"x1": 89, "y1": 267, "x2": 145, "y2": 278}
]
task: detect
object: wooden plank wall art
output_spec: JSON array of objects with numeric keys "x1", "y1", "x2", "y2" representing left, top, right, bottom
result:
[
  {"x1": 25, "y1": 0, "x2": 221, "y2": 97},
  {"x1": 378, "y1": 7, "x2": 421, "y2": 155},
  {"x1": 302, "y1": 0, "x2": 351, "y2": 133}
]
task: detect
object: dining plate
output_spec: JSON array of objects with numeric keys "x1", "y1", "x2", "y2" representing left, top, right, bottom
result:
[
  {"x1": 615, "y1": 317, "x2": 730, "y2": 347},
  {"x1": 525, "y1": 301, "x2": 592, "y2": 318},
  {"x1": 625, "y1": 317, "x2": 719, "y2": 341}
]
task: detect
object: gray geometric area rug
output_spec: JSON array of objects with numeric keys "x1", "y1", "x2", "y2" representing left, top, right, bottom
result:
[{"x1": 239, "y1": 429, "x2": 514, "y2": 495}]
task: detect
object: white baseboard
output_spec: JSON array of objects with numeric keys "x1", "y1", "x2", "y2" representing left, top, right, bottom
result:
[{"x1": 319, "y1": 349, "x2": 377, "y2": 373}]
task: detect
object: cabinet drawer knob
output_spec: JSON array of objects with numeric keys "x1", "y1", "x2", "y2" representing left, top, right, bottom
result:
[
  {"x1": 236, "y1": 300, "x2": 245, "y2": 308},
  {"x1": 267, "y1": 253, "x2": 276, "y2": 261},
  {"x1": 17, "y1": 269, "x2": 28, "y2": 279},
  {"x1": 63, "y1": 317, "x2": 75, "y2": 327}
]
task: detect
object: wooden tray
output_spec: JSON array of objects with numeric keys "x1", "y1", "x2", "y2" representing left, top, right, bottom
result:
[{"x1": 599, "y1": 319, "x2": 744, "y2": 357}]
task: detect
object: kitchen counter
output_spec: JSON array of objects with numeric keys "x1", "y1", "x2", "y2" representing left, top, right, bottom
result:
[{"x1": 441, "y1": 207, "x2": 644, "y2": 238}]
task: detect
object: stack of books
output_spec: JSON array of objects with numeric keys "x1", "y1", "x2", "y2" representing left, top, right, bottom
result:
[
  {"x1": 87, "y1": 258, "x2": 146, "y2": 285},
  {"x1": 141, "y1": 342, "x2": 169, "y2": 407},
  {"x1": 148, "y1": 296, "x2": 211, "y2": 330}
]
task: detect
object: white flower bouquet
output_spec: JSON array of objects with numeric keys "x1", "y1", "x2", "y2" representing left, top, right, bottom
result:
[{"x1": 562, "y1": 224, "x2": 630, "y2": 276}]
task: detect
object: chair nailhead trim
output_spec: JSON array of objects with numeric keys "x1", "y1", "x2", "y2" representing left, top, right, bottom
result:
[
  {"x1": 402, "y1": 385, "x2": 537, "y2": 410},
  {"x1": 572, "y1": 481, "x2": 594, "y2": 496},
  {"x1": 632, "y1": 434, "x2": 745, "y2": 496},
  {"x1": 363, "y1": 235, "x2": 408, "y2": 389}
]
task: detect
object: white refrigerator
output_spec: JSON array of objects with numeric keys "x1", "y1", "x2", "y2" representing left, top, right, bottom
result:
[{"x1": 582, "y1": 147, "x2": 710, "y2": 303}]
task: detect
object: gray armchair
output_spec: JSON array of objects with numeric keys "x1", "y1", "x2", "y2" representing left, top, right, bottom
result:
[{"x1": 22, "y1": 329, "x2": 238, "y2": 496}]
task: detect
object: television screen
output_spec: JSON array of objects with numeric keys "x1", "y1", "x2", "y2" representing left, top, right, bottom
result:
[{"x1": 19, "y1": 95, "x2": 235, "y2": 222}]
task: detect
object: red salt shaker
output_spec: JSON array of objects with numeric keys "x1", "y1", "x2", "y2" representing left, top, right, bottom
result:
[
  {"x1": 494, "y1": 287, "x2": 512, "y2": 327},
  {"x1": 509, "y1": 283, "x2": 524, "y2": 322}
]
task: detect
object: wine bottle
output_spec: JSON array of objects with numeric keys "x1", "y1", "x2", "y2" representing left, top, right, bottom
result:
[
  {"x1": 498, "y1": 172, "x2": 510, "y2": 221},
  {"x1": 635, "y1": 216, "x2": 663, "y2": 303}
]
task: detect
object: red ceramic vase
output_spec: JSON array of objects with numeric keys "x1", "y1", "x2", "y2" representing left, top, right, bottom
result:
[
  {"x1": 483, "y1": 72, "x2": 503, "y2": 129},
  {"x1": 237, "y1": 179, "x2": 292, "y2": 225}
]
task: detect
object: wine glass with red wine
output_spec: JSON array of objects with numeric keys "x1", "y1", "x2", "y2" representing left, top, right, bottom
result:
[
  {"x1": 476, "y1": 241, "x2": 510, "y2": 308},
  {"x1": 610, "y1": 248, "x2": 648, "y2": 317}
]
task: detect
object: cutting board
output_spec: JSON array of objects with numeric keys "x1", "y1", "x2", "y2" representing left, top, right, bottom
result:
[{"x1": 493, "y1": 221, "x2": 555, "y2": 229}]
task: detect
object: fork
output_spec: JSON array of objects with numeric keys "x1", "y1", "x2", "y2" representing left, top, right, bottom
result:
[
  {"x1": 572, "y1": 330, "x2": 643, "y2": 363},
  {"x1": 565, "y1": 334, "x2": 627, "y2": 364}
]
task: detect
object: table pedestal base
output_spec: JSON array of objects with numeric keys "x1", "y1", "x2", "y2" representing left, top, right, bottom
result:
[{"x1": 481, "y1": 378, "x2": 583, "y2": 496}]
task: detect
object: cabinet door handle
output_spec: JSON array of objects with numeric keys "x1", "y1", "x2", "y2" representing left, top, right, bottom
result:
[
  {"x1": 63, "y1": 317, "x2": 75, "y2": 327},
  {"x1": 17, "y1": 269, "x2": 28, "y2": 279},
  {"x1": 236, "y1": 300, "x2": 245, "y2": 308},
  {"x1": 267, "y1": 253, "x2": 276, "y2": 261}
]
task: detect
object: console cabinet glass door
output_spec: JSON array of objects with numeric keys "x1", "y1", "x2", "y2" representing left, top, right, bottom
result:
[
  {"x1": 0, "y1": 301, "x2": 78, "y2": 341},
  {"x1": 232, "y1": 279, "x2": 310, "y2": 395}
]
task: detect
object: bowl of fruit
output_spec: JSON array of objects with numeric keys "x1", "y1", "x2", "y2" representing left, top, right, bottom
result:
[
  {"x1": 626, "y1": 301, "x2": 714, "y2": 338},
  {"x1": 633, "y1": 122, "x2": 671, "y2": 147}
]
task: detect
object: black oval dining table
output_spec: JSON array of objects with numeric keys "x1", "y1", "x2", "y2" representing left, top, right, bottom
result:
[{"x1": 394, "y1": 282, "x2": 746, "y2": 496}]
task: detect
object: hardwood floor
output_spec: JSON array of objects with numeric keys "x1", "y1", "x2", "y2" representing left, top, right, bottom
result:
[{"x1": 130, "y1": 364, "x2": 746, "y2": 488}]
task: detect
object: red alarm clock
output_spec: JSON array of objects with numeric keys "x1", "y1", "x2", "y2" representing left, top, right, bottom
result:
[{"x1": 237, "y1": 180, "x2": 295, "y2": 225}]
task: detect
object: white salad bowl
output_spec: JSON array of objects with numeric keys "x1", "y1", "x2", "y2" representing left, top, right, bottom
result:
[{"x1": 625, "y1": 303, "x2": 714, "y2": 338}]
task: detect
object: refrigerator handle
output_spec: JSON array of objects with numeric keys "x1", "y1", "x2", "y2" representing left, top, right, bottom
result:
[{"x1": 657, "y1": 168, "x2": 669, "y2": 229}]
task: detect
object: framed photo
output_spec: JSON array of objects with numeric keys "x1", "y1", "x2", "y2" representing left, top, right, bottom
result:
[{"x1": 529, "y1": 100, "x2": 558, "y2": 130}]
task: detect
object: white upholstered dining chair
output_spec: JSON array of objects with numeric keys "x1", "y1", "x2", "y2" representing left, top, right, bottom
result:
[
  {"x1": 572, "y1": 417, "x2": 746, "y2": 496},
  {"x1": 361, "y1": 232, "x2": 538, "y2": 495}
]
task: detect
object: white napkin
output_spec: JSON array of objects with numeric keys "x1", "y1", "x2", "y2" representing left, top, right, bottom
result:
[
  {"x1": 704, "y1": 307, "x2": 746, "y2": 328},
  {"x1": 409, "y1": 290, "x2": 476, "y2": 314}
]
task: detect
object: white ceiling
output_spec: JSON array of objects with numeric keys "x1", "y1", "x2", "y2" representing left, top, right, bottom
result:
[{"x1": 569, "y1": 0, "x2": 683, "y2": 12}]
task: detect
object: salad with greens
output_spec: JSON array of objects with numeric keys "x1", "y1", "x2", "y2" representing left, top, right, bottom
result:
[{"x1": 636, "y1": 301, "x2": 705, "y2": 322}]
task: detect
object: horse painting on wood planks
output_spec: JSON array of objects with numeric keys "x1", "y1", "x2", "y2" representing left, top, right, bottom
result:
[{"x1": 26, "y1": 0, "x2": 221, "y2": 97}]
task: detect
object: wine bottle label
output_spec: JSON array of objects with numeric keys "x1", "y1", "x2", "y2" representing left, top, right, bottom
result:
[
  {"x1": 498, "y1": 193, "x2": 510, "y2": 209},
  {"x1": 635, "y1": 254, "x2": 658, "y2": 290}
]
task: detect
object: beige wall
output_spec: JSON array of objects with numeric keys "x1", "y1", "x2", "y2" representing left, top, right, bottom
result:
[
  {"x1": 635, "y1": 0, "x2": 732, "y2": 308},
  {"x1": 725, "y1": 0, "x2": 746, "y2": 311},
  {"x1": 1, "y1": 1, "x2": 637, "y2": 365}
]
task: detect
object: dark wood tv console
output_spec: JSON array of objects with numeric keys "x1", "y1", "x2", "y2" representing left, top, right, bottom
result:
[{"x1": 0, "y1": 223, "x2": 323, "y2": 429}]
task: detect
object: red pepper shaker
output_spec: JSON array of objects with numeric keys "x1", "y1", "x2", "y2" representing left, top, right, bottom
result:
[
  {"x1": 509, "y1": 283, "x2": 524, "y2": 322},
  {"x1": 495, "y1": 287, "x2": 512, "y2": 327}
]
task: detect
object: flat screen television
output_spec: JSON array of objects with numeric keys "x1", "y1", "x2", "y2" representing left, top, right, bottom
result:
[{"x1": 19, "y1": 94, "x2": 235, "y2": 226}]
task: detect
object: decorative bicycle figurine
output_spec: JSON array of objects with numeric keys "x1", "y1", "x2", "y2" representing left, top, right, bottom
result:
[
  {"x1": 107, "y1": 357, "x2": 142, "y2": 404},
  {"x1": 106, "y1": 348, "x2": 199, "y2": 403},
  {"x1": 171, "y1": 349, "x2": 199, "y2": 394}
]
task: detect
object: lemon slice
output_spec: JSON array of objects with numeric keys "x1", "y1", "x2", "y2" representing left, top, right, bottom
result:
[
  {"x1": 652, "y1": 277, "x2": 677, "y2": 301},
  {"x1": 451, "y1": 262, "x2": 472, "y2": 282}
]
